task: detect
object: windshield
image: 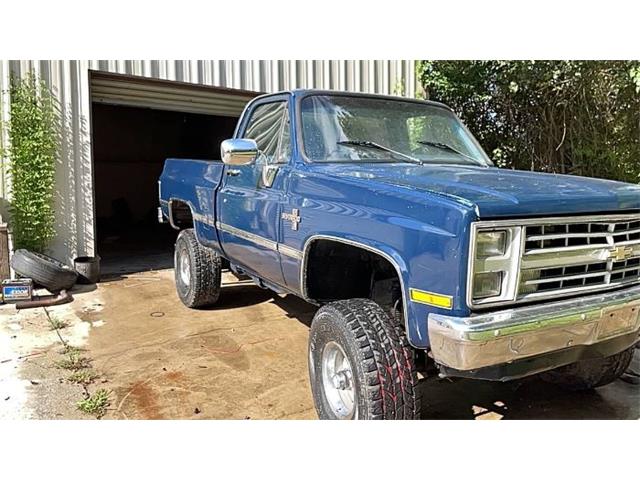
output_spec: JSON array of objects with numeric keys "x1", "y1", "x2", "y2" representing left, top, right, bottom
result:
[{"x1": 300, "y1": 95, "x2": 492, "y2": 166}]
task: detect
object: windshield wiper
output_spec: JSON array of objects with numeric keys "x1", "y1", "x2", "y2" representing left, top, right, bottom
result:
[
  {"x1": 417, "y1": 140, "x2": 482, "y2": 165},
  {"x1": 337, "y1": 140, "x2": 423, "y2": 165}
]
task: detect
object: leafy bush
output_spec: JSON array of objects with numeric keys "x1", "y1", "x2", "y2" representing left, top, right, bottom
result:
[
  {"x1": 417, "y1": 61, "x2": 640, "y2": 183},
  {"x1": 4, "y1": 75, "x2": 58, "y2": 252}
]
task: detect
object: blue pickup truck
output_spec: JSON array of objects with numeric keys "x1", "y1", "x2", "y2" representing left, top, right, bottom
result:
[{"x1": 159, "y1": 89, "x2": 640, "y2": 420}]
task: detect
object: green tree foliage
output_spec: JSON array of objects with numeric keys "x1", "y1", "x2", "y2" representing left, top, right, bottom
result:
[
  {"x1": 4, "y1": 75, "x2": 58, "y2": 252},
  {"x1": 417, "y1": 61, "x2": 640, "y2": 182}
]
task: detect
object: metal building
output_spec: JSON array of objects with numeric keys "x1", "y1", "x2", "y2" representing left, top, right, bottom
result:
[{"x1": 0, "y1": 60, "x2": 417, "y2": 264}]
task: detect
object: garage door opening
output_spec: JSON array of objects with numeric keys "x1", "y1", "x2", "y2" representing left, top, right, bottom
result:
[
  {"x1": 89, "y1": 72, "x2": 257, "y2": 275},
  {"x1": 92, "y1": 103, "x2": 237, "y2": 273}
]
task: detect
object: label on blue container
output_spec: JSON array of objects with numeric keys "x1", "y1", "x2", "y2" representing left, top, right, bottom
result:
[{"x1": 3, "y1": 286, "x2": 32, "y2": 300}]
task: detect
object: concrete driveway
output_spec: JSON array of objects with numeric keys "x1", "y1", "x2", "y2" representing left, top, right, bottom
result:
[{"x1": 1, "y1": 262, "x2": 638, "y2": 420}]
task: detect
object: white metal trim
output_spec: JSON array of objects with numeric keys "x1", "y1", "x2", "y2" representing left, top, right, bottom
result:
[
  {"x1": 215, "y1": 221, "x2": 303, "y2": 259},
  {"x1": 192, "y1": 212, "x2": 216, "y2": 227},
  {"x1": 216, "y1": 221, "x2": 278, "y2": 250},
  {"x1": 278, "y1": 244, "x2": 304, "y2": 260}
]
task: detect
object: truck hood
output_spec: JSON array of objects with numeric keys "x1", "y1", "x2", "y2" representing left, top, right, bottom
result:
[{"x1": 320, "y1": 163, "x2": 640, "y2": 218}]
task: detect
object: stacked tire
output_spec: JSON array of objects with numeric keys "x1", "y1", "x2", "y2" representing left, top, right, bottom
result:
[{"x1": 10, "y1": 249, "x2": 78, "y2": 292}]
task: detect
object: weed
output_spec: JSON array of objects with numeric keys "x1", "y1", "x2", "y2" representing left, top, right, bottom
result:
[
  {"x1": 55, "y1": 353, "x2": 91, "y2": 371},
  {"x1": 48, "y1": 317, "x2": 68, "y2": 330},
  {"x1": 67, "y1": 370, "x2": 99, "y2": 385},
  {"x1": 59, "y1": 345, "x2": 83, "y2": 356},
  {"x1": 77, "y1": 389, "x2": 110, "y2": 418}
]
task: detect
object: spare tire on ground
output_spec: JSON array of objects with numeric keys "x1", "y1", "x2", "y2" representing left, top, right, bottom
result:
[{"x1": 11, "y1": 249, "x2": 78, "y2": 292}]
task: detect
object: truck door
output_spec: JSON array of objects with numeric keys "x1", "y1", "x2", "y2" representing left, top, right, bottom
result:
[{"x1": 217, "y1": 96, "x2": 292, "y2": 286}]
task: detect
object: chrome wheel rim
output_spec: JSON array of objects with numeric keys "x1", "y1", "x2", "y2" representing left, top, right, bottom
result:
[
  {"x1": 321, "y1": 341, "x2": 356, "y2": 419},
  {"x1": 178, "y1": 249, "x2": 190, "y2": 286}
]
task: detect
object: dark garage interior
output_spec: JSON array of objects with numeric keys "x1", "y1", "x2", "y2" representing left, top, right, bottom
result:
[{"x1": 91, "y1": 102, "x2": 238, "y2": 272}]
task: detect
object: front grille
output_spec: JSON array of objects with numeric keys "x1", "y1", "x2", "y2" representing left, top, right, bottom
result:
[{"x1": 517, "y1": 215, "x2": 640, "y2": 300}]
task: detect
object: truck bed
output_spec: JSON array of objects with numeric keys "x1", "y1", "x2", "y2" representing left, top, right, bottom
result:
[{"x1": 158, "y1": 158, "x2": 225, "y2": 251}]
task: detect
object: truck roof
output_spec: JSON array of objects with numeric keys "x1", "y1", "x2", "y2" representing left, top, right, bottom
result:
[{"x1": 251, "y1": 88, "x2": 453, "y2": 111}]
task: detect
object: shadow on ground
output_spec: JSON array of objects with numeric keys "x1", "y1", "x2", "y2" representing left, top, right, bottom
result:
[{"x1": 419, "y1": 361, "x2": 639, "y2": 420}]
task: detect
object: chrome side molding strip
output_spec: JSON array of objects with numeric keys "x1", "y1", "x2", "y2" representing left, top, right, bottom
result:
[{"x1": 215, "y1": 221, "x2": 303, "y2": 259}]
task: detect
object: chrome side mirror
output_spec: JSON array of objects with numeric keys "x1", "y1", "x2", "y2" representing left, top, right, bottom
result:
[{"x1": 221, "y1": 138, "x2": 258, "y2": 166}]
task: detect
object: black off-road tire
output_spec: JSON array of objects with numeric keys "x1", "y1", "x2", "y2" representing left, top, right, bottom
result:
[
  {"x1": 391, "y1": 307, "x2": 421, "y2": 418},
  {"x1": 541, "y1": 346, "x2": 635, "y2": 391},
  {"x1": 10, "y1": 249, "x2": 78, "y2": 292},
  {"x1": 174, "y1": 229, "x2": 221, "y2": 308},
  {"x1": 308, "y1": 298, "x2": 420, "y2": 420}
]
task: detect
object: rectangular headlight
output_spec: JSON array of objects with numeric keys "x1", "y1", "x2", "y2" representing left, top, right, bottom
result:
[
  {"x1": 473, "y1": 272, "x2": 503, "y2": 298},
  {"x1": 469, "y1": 225, "x2": 523, "y2": 306},
  {"x1": 476, "y1": 231, "x2": 507, "y2": 258}
]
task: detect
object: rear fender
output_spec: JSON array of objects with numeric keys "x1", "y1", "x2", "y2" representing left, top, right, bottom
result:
[
  {"x1": 166, "y1": 199, "x2": 221, "y2": 253},
  {"x1": 159, "y1": 158, "x2": 225, "y2": 253}
]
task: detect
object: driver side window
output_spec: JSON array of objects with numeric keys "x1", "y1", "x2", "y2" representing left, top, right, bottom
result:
[{"x1": 243, "y1": 101, "x2": 290, "y2": 165}]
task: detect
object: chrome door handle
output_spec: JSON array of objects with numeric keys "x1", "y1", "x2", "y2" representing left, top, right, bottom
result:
[{"x1": 226, "y1": 169, "x2": 241, "y2": 177}]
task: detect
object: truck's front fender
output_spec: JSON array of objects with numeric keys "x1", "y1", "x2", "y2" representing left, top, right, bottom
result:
[{"x1": 288, "y1": 167, "x2": 479, "y2": 348}]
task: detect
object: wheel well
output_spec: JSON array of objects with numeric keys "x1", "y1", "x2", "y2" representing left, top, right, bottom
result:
[
  {"x1": 169, "y1": 200, "x2": 194, "y2": 229},
  {"x1": 304, "y1": 239, "x2": 403, "y2": 314}
]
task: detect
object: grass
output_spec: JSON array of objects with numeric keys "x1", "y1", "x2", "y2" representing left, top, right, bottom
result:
[
  {"x1": 48, "y1": 317, "x2": 68, "y2": 330},
  {"x1": 67, "y1": 370, "x2": 99, "y2": 386},
  {"x1": 77, "y1": 389, "x2": 110, "y2": 418},
  {"x1": 59, "y1": 344, "x2": 83, "y2": 356},
  {"x1": 44, "y1": 307, "x2": 108, "y2": 418},
  {"x1": 54, "y1": 353, "x2": 91, "y2": 371}
]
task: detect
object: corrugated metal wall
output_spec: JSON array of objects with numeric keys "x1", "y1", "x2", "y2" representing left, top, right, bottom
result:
[
  {"x1": 0, "y1": 61, "x2": 10, "y2": 203},
  {"x1": 84, "y1": 60, "x2": 416, "y2": 96},
  {"x1": 0, "y1": 60, "x2": 417, "y2": 262}
]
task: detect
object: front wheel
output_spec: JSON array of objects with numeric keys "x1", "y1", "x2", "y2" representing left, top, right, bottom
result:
[
  {"x1": 308, "y1": 298, "x2": 420, "y2": 420},
  {"x1": 174, "y1": 229, "x2": 222, "y2": 308},
  {"x1": 541, "y1": 346, "x2": 635, "y2": 391}
]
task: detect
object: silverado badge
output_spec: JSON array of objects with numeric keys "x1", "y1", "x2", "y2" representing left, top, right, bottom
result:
[{"x1": 281, "y1": 209, "x2": 301, "y2": 231}]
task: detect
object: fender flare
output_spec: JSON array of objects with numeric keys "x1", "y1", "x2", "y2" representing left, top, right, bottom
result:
[
  {"x1": 299, "y1": 234, "x2": 415, "y2": 346},
  {"x1": 166, "y1": 198, "x2": 220, "y2": 250}
]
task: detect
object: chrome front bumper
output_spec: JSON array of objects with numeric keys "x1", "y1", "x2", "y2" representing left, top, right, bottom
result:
[{"x1": 428, "y1": 285, "x2": 640, "y2": 372}]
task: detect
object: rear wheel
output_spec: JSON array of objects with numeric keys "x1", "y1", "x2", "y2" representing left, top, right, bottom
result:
[
  {"x1": 541, "y1": 346, "x2": 635, "y2": 391},
  {"x1": 308, "y1": 298, "x2": 420, "y2": 420},
  {"x1": 174, "y1": 229, "x2": 221, "y2": 308}
]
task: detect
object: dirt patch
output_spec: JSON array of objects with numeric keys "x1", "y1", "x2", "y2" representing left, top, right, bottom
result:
[
  {"x1": 127, "y1": 381, "x2": 164, "y2": 419},
  {"x1": 164, "y1": 370, "x2": 186, "y2": 383},
  {"x1": 84, "y1": 269, "x2": 316, "y2": 419}
]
